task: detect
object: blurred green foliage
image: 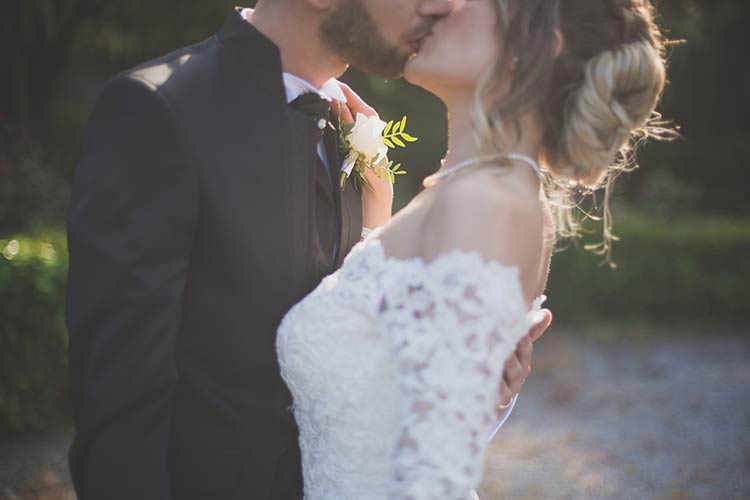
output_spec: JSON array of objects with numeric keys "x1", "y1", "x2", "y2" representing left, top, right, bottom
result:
[
  {"x1": 547, "y1": 213, "x2": 750, "y2": 323},
  {"x1": 0, "y1": 0, "x2": 749, "y2": 435},
  {"x1": 0, "y1": 215, "x2": 747, "y2": 435},
  {"x1": 0, "y1": 116, "x2": 69, "y2": 234},
  {"x1": 641, "y1": 0, "x2": 750, "y2": 215},
  {"x1": 0, "y1": 233, "x2": 69, "y2": 436}
]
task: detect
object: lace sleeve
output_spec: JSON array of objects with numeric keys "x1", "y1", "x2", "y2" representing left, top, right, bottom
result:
[{"x1": 375, "y1": 253, "x2": 533, "y2": 500}]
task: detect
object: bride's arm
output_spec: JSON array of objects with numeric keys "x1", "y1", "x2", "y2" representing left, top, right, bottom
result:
[
  {"x1": 361, "y1": 178, "x2": 394, "y2": 229},
  {"x1": 376, "y1": 258, "x2": 531, "y2": 499},
  {"x1": 334, "y1": 82, "x2": 393, "y2": 229},
  {"x1": 376, "y1": 182, "x2": 545, "y2": 498}
]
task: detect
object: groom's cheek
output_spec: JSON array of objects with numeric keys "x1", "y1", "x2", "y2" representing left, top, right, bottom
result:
[{"x1": 363, "y1": 0, "x2": 412, "y2": 42}]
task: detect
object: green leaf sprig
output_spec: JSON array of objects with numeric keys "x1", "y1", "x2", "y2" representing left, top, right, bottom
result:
[
  {"x1": 337, "y1": 115, "x2": 417, "y2": 191},
  {"x1": 382, "y1": 116, "x2": 418, "y2": 149}
]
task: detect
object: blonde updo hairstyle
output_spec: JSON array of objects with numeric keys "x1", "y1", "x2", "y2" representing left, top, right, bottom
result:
[{"x1": 474, "y1": 0, "x2": 671, "y2": 259}]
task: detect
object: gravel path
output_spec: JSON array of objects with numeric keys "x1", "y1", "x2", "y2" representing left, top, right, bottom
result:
[
  {"x1": 477, "y1": 324, "x2": 750, "y2": 500},
  {"x1": 1, "y1": 325, "x2": 748, "y2": 500},
  {"x1": 0, "y1": 434, "x2": 75, "y2": 500}
]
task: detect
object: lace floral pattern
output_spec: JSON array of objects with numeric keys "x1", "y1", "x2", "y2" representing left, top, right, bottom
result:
[{"x1": 277, "y1": 232, "x2": 535, "y2": 500}]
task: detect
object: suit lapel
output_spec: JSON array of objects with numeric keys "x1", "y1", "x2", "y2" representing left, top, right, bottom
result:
[
  {"x1": 339, "y1": 172, "x2": 363, "y2": 266},
  {"x1": 217, "y1": 9, "x2": 359, "y2": 273},
  {"x1": 322, "y1": 121, "x2": 343, "y2": 271},
  {"x1": 323, "y1": 116, "x2": 365, "y2": 267}
]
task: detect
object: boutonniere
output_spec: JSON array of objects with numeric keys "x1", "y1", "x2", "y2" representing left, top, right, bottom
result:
[{"x1": 337, "y1": 113, "x2": 418, "y2": 190}]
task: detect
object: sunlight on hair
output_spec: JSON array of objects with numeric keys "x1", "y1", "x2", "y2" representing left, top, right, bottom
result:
[{"x1": 473, "y1": 0, "x2": 679, "y2": 267}]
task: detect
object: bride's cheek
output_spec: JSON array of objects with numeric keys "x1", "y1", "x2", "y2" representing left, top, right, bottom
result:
[{"x1": 405, "y1": 46, "x2": 433, "y2": 77}]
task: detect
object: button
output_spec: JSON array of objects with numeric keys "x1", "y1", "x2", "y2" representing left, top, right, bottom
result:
[{"x1": 317, "y1": 118, "x2": 327, "y2": 130}]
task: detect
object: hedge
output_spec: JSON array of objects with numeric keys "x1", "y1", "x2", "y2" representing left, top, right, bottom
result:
[
  {"x1": 546, "y1": 214, "x2": 750, "y2": 323},
  {"x1": 0, "y1": 215, "x2": 748, "y2": 435},
  {"x1": 0, "y1": 232, "x2": 69, "y2": 436}
]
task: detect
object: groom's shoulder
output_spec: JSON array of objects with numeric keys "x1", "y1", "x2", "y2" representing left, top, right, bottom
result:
[
  {"x1": 87, "y1": 33, "x2": 230, "y2": 125},
  {"x1": 84, "y1": 38, "x2": 221, "y2": 135},
  {"x1": 114, "y1": 36, "x2": 219, "y2": 94}
]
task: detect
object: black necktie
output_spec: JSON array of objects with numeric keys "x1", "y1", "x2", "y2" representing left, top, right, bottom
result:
[
  {"x1": 289, "y1": 92, "x2": 342, "y2": 271},
  {"x1": 289, "y1": 93, "x2": 331, "y2": 138}
]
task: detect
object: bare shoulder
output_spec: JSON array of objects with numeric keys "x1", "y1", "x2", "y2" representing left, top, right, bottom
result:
[{"x1": 421, "y1": 170, "x2": 545, "y2": 300}]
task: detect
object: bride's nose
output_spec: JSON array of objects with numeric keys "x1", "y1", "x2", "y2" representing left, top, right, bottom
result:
[{"x1": 417, "y1": 0, "x2": 455, "y2": 18}]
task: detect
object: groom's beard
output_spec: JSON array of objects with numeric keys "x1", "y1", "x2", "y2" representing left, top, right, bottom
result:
[{"x1": 320, "y1": 0, "x2": 416, "y2": 79}]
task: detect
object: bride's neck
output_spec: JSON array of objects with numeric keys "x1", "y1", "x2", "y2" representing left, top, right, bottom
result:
[
  {"x1": 441, "y1": 92, "x2": 542, "y2": 173},
  {"x1": 442, "y1": 93, "x2": 481, "y2": 169}
]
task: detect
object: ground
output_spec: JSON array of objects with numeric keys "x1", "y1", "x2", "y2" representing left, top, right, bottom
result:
[{"x1": 1, "y1": 324, "x2": 749, "y2": 500}]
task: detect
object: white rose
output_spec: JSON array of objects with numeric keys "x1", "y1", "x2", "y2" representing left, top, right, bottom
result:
[{"x1": 347, "y1": 113, "x2": 389, "y2": 162}]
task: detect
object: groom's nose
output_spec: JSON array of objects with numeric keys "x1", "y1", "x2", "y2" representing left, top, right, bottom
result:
[{"x1": 417, "y1": 0, "x2": 454, "y2": 18}]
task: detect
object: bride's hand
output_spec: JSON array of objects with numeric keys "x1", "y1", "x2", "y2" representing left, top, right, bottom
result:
[
  {"x1": 334, "y1": 82, "x2": 393, "y2": 229},
  {"x1": 498, "y1": 309, "x2": 552, "y2": 410}
]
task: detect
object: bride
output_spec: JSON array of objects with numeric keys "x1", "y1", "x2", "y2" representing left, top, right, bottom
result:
[{"x1": 277, "y1": 0, "x2": 668, "y2": 498}]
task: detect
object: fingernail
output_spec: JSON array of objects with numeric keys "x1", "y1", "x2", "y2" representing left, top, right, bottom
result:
[{"x1": 528, "y1": 310, "x2": 547, "y2": 325}]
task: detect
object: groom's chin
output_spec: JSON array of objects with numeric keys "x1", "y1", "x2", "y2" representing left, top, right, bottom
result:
[
  {"x1": 351, "y1": 55, "x2": 409, "y2": 80},
  {"x1": 368, "y1": 67, "x2": 406, "y2": 80}
]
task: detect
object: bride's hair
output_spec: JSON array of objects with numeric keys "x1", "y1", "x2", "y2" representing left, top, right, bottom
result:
[{"x1": 475, "y1": 0, "x2": 674, "y2": 259}]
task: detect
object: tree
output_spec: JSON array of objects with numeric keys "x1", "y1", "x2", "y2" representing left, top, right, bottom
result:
[{"x1": 0, "y1": 1, "x2": 106, "y2": 133}]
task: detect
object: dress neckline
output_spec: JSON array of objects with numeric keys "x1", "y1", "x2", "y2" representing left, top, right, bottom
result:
[{"x1": 355, "y1": 226, "x2": 547, "y2": 314}]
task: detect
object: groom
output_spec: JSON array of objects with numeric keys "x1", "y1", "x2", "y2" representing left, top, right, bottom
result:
[{"x1": 67, "y1": 1, "x2": 551, "y2": 499}]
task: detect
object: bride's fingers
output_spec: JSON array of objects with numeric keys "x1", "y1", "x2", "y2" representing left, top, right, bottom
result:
[
  {"x1": 498, "y1": 380, "x2": 513, "y2": 409},
  {"x1": 332, "y1": 99, "x2": 354, "y2": 126},
  {"x1": 529, "y1": 309, "x2": 553, "y2": 342},
  {"x1": 514, "y1": 333, "x2": 536, "y2": 387},
  {"x1": 504, "y1": 374, "x2": 524, "y2": 397},
  {"x1": 515, "y1": 337, "x2": 533, "y2": 375},
  {"x1": 336, "y1": 81, "x2": 379, "y2": 119},
  {"x1": 503, "y1": 355, "x2": 524, "y2": 387}
]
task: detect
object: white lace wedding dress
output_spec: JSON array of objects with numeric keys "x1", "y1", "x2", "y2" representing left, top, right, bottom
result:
[{"x1": 277, "y1": 228, "x2": 540, "y2": 500}]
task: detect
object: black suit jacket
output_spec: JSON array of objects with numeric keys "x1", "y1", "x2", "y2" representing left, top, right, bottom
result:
[{"x1": 66, "y1": 11, "x2": 363, "y2": 500}]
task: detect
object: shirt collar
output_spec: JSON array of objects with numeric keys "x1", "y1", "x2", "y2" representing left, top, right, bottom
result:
[{"x1": 282, "y1": 73, "x2": 347, "y2": 105}]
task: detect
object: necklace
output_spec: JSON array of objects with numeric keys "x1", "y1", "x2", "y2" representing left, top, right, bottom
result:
[{"x1": 423, "y1": 152, "x2": 543, "y2": 188}]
